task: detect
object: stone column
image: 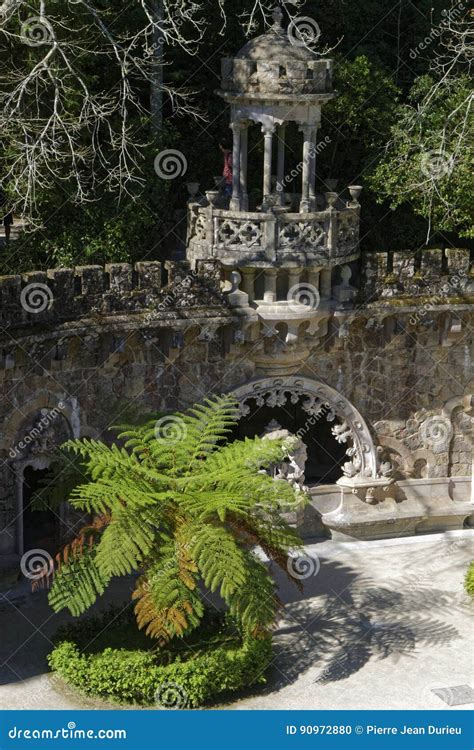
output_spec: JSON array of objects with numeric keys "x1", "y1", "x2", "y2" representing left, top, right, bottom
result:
[
  {"x1": 276, "y1": 124, "x2": 286, "y2": 207},
  {"x1": 230, "y1": 122, "x2": 241, "y2": 211},
  {"x1": 240, "y1": 123, "x2": 249, "y2": 211},
  {"x1": 262, "y1": 124, "x2": 275, "y2": 205},
  {"x1": 299, "y1": 124, "x2": 313, "y2": 213},
  {"x1": 263, "y1": 268, "x2": 278, "y2": 303},
  {"x1": 308, "y1": 268, "x2": 321, "y2": 294},
  {"x1": 320, "y1": 268, "x2": 332, "y2": 300},
  {"x1": 287, "y1": 267, "x2": 301, "y2": 292},
  {"x1": 309, "y1": 126, "x2": 318, "y2": 210},
  {"x1": 240, "y1": 267, "x2": 255, "y2": 303}
]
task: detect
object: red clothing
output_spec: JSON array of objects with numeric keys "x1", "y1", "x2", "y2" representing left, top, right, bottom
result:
[{"x1": 223, "y1": 152, "x2": 233, "y2": 184}]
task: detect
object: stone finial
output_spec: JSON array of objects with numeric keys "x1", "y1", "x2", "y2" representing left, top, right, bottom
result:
[
  {"x1": 272, "y1": 6, "x2": 283, "y2": 31},
  {"x1": 228, "y1": 270, "x2": 249, "y2": 308},
  {"x1": 340, "y1": 265, "x2": 352, "y2": 286}
]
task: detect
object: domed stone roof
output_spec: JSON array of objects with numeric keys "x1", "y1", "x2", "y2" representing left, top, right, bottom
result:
[{"x1": 235, "y1": 8, "x2": 316, "y2": 63}]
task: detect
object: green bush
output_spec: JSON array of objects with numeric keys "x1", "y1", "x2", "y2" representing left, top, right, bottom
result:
[
  {"x1": 48, "y1": 633, "x2": 272, "y2": 707},
  {"x1": 465, "y1": 562, "x2": 474, "y2": 597}
]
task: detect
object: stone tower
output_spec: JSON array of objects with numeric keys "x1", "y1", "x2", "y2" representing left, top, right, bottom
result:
[{"x1": 187, "y1": 7, "x2": 362, "y2": 376}]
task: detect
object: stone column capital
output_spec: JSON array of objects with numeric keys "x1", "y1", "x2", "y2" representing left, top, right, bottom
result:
[
  {"x1": 298, "y1": 123, "x2": 317, "y2": 138},
  {"x1": 261, "y1": 123, "x2": 276, "y2": 137},
  {"x1": 229, "y1": 121, "x2": 246, "y2": 133}
]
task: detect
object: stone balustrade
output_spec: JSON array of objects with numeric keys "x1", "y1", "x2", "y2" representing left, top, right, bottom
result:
[
  {"x1": 361, "y1": 248, "x2": 473, "y2": 302},
  {"x1": 187, "y1": 204, "x2": 360, "y2": 270}
]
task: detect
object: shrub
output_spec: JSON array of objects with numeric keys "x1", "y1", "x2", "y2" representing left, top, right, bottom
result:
[
  {"x1": 48, "y1": 633, "x2": 273, "y2": 707},
  {"x1": 465, "y1": 561, "x2": 474, "y2": 597}
]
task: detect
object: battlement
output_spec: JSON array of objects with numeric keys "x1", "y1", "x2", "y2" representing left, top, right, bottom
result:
[
  {"x1": 0, "y1": 260, "x2": 225, "y2": 330},
  {"x1": 360, "y1": 248, "x2": 473, "y2": 302}
]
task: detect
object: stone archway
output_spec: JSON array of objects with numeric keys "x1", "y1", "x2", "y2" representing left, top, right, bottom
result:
[
  {"x1": 8, "y1": 406, "x2": 74, "y2": 556},
  {"x1": 230, "y1": 376, "x2": 380, "y2": 480}
]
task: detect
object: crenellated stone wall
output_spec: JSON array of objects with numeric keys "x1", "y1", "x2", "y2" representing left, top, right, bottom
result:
[
  {"x1": 0, "y1": 249, "x2": 472, "y2": 557},
  {"x1": 361, "y1": 248, "x2": 473, "y2": 302}
]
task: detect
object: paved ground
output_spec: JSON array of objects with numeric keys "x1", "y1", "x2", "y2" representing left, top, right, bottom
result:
[{"x1": 0, "y1": 531, "x2": 473, "y2": 711}]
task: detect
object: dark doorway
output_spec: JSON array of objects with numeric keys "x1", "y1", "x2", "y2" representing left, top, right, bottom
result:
[
  {"x1": 22, "y1": 466, "x2": 58, "y2": 555},
  {"x1": 231, "y1": 399, "x2": 347, "y2": 484}
]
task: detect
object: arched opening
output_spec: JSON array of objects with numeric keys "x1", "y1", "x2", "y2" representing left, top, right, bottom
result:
[
  {"x1": 230, "y1": 376, "x2": 379, "y2": 484},
  {"x1": 231, "y1": 397, "x2": 347, "y2": 484},
  {"x1": 22, "y1": 466, "x2": 58, "y2": 555}
]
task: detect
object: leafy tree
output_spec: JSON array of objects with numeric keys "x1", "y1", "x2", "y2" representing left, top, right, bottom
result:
[
  {"x1": 38, "y1": 395, "x2": 306, "y2": 642},
  {"x1": 370, "y1": 5, "x2": 473, "y2": 239}
]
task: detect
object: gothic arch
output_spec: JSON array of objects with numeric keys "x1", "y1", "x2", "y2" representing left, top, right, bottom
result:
[
  {"x1": 1, "y1": 391, "x2": 81, "y2": 456},
  {"x1": 2, "y1": 393, "x2": 82, "y2": 557},
  {"x1": 230, "y1": 376, "x2": 379, "y2": 479}
]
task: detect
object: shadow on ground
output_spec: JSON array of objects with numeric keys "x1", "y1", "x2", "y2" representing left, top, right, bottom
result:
[
  {"x1": 262, "y1": 555, "x2": 463, "y2": 692},
  {"x1": 0, "y1": 551, "x2": 466, "y2": 694},
  {"x1": 0, "y1": 577, "x2": 136, "y2": 685}
]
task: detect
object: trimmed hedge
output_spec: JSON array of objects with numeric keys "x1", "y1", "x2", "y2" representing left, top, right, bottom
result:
[
  {"x1": 465, "y1": 561, "x2": 474, "y2": 597},
  {"x1": 48, "y1": 635, "x2": 273, "y2": 707}
]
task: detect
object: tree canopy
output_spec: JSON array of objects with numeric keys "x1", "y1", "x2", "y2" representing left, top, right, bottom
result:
[{"x1": 0, "y1": 0, "x2": 471, "y2": 272}]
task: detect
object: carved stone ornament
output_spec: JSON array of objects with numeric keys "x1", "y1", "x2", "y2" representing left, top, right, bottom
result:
[
  {"x1": 261, "y1": 421, "x2": 308, "y2": 493},
  {"x1": 231, "y1": 376, "x2": 380, "y2": 480}
]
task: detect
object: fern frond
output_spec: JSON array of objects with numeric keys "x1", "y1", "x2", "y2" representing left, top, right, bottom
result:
[
  {"x1": 48, "y1": 545, "x2": 111, "y2": 617},
  {"x1": 94, "y1": 510, "x2": 157, "y2": 577},
  {"x1": 132, "y1": 547, "x2": 203, "y2": 642},
  {"x1": 228, "y1": 554, "x2": 279, "y2": 636},
  {"x1": 189, "y1": 525, "x2": 248, "y2": 599}
]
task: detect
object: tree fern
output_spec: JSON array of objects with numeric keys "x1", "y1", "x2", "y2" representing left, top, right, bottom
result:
[{"x1": 39, "y1": 394, "x2": 308, "y2": 642}]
